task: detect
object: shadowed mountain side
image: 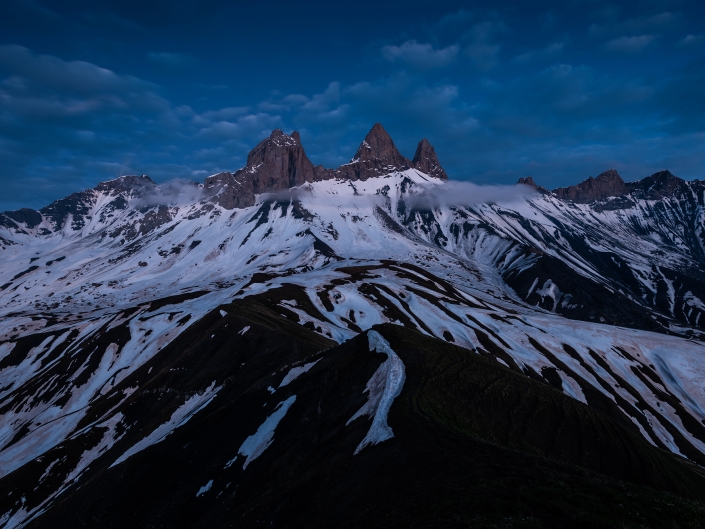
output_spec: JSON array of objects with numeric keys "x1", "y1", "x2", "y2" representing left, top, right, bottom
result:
[
  {"x1": 553, "y1": 169, "x2": 628, "y2": 203},
  {"x1": 16, "y1": 309, "x2": 705, "y2": 529}
]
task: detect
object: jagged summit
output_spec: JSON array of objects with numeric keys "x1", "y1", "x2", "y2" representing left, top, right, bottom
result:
[
  {"x1": 1, "y1": 126, "x2": 448, "y2": 218},
  {"x1": 204, "y1": 124, "x2": 447, "y2": 209},
  {"x1": 412, "y1": 138, "x2": 447, "y2": 180},
  {"x1": 95, "y1": 175, "x2": 156, "y2": 194},
  {"x1": 626, "y1": 169, "x2": 686, "y2": 200},
  {"x1": 553, "y1": 169, "x2": 628, "y2": 203},
  {"x1": 335, "y1": 123, "x2": 413, "y2": 181},
  {"x1": 352, "y1": 123, "x2": 408, "y2": 165},
  {"x1": 517, "y1": 176, "x2": 537, "y2": 187}
]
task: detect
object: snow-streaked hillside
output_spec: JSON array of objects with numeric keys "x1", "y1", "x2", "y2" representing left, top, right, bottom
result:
[{"x1": 2, "y1": 139, "x2": 705, "y2": 526}]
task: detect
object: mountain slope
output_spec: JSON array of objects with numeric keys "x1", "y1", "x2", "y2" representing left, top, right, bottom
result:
[
  {"x1": 6, "y1": 317, "x2": 705, "y2": 529},
  {"x1": 1, "y1": 126, "x2": 705, "y2": 527}
]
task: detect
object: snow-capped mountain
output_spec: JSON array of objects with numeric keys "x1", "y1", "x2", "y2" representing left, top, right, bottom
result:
[{"x1": 2, "y1": 124, "x2": 705, "y2": 528}]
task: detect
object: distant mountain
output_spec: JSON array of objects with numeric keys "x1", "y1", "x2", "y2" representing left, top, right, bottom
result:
[{"x1": 1, "y1": 125, "x2": 705, "y2": 528}]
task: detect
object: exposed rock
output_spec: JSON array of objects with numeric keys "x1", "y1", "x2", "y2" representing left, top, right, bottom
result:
[
  {"x1": 3, "y1": 208, "x2": 42, "y2": 229},
  {"x1": 95, "y1": 175, "x2": 156, "y2": 196},
  {"x1": 334, "y1": 123, "x2": 413, "y2": 181},
  {"x1": 516, "y1": 176, "x2": 551, "y2": 195},
  {"x1": 204, "y1": 129, "x2": 320, "y2": 209},
  {"x1": 517, "y1": 176, "x2": 537, "y2": 188},
  {"x1": 412, "y1": 139, "x2": 447, "y2": 180},
  {"x1": 553, "y1": 169, "x2": 628, "y2": 203},
  {"x1": 626, "y1": 170, "x2": 688, "y2": 200},
  {"x1": 202, "y1": 125, "x2": 448, "y2": 210}
]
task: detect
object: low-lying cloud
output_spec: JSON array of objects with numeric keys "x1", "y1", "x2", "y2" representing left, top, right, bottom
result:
[{"x1": 134, "y1": 179, "x2": 203, "y2": 207}]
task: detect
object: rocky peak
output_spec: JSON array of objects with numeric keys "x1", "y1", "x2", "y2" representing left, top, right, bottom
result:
[
  {"x1": 553, "y1": 169, "x2": 628, "y2": 203},
  {"x1": 0, "y1": 208, "x2": 43, "y2": 230},
  {"x1": 336, "y1": 123, "x2": 412, "y2": 181},
  {"x1": 626, "y1": 170, "x2": 687, "y2": 200},
  {"x1": 206, "y1": 129, "x2": 319, "y2": 210},
  {"x1": 353, "y1": 123, "x2": 407, "y2": 165},
  {"x1": 412, "y1": 139, "x2": 447, "y2": 180},
  {"x1": 517, "y1": 176, "x2": 537, "y2": 187},
  {"x1": 95, "y1": 175, "x2": 156, "y2": 196},
  {"x1": 205, "y1": 124, "x2": 448, "y2": 209}
]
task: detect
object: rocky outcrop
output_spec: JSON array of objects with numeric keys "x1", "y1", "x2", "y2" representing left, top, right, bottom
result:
[
  {"x1": 95, "y1": 175, "x2": 156, "y2": 196},
  {"x1": 626, "y1": 170, "x2": 688, "y2": 200},
  {"x1": 553, "y1": 169, "x2": 628, "y2": 203},
  {"x1": 516, "y1": 176, "x2": 550, "y2": 194},
  {"x1": 334, "y1": 123, "x2": 413, "y2": 181},
  {"x1": 203, "y1": 129, "x2": 323, "y2": 209},
  {"x1": 412, "y1": 139, "x2": 447, "y2": 180},
  {"x1": 205, "y1": 124, "x2": 448, "y2": 209}
]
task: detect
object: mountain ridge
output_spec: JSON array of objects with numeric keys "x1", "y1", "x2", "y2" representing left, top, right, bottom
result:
[{"x1": 2, "y1": 127, "x2": 705, "y2": 528}]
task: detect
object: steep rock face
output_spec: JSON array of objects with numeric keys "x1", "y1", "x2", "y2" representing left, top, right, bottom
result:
[
  {"x1": 94, "y1": 175, "x2": 156, "y2": 196},
  {"x1": 334, "y1": 123, "x2": 413, "y2": 181},
  {"x1": 553, "y1": 169, "x2": 628, "y2": 203},
  {"x1": 204, "y1": 129, "x2": 321, "y2": 209},
  {"x1": 516, "y1": 176, "x2": 549, "y2": 194},
  {"x1": 517, "y1": 176, "x2": 537, "y2": 188},
  {"x1": 412, "y1": 138, "x2": 447, "y2": 180},
  {"x1": 204, "y1": 124, "x2": 447, "y2": 209},
  {"x1": 627, "y1": 170, "x2": 689, "y2": 200},
  {"x1": 0, "y1": 208, "x2": 43, "y2": 230}
]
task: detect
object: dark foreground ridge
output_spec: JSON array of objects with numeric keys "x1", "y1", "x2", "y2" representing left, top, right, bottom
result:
[{"x1": 6, "y1": 299, "x2": 704, "y2": 529}]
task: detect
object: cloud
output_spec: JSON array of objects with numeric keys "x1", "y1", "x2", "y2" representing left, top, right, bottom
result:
[
  {"x1": 460, "y1": 20, "x2": 506, "y2": 70},
  {"x1": 0, "y1": 44, "x2": 148, "y2": 94},
  {"x1": 680, "y1": 34, "x2": 705, "y2": 45},
  {"x1": 134, "y1": 178, "x2": 203, "y2": 207},
  {"x1": 147, "y1": 52, "x2": 197, "y2": 67},
  {"x1": 603, "y1": 35, "x2": 656, "y2": 53},
  {"x1": 590, "y1": 11, "x2": 680, "y2": 37},
  {"x1": 406, "y1": 181, "x2": 534, "y2": 208},
  {"x1": 381, "y1": 41, "x2": 459, "y2": 68},
  {"x1": 514, "y1": 42, "x2": 564, "y2": 63}
]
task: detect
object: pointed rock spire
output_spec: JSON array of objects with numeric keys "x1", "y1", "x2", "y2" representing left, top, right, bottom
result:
[
  {"x1": 412, "y1": 138, "x2": 447, "y2": 180},
  {"x1": 352, "y1": 123, "x2": 407, "y2": 165},
  {"x1": 553, "y1": 169, "x2": 628, "y2": 203},
  {"x1": 336, "y1": 123, "x2": 412, "y2": 181},
  {"x1": 517, "y1": 176, "x2": 537, "y2": 188},
  {"x1": 205, "y1": 129, "x2": 317, "y2": 209}
]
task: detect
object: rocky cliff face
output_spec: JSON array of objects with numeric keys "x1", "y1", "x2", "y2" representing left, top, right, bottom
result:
[
  {"x1": 203, "y1": 129, "x2": 322, "y2": 209},
  {"x1": 204, "y1": 123, "x2": 448, "y2": 209},
  {"x1": 412, "y1": 138, "x2": 447, "y2": 180},
  {"x1": 552, "y1": 169, "x2": 628, "y2": 203},
  {"x1": 626, "y1": 170, "x2": 689, "y2": 200},
  {"x1": 334, "y1": 123, "x2": 413, "y2": 181}
]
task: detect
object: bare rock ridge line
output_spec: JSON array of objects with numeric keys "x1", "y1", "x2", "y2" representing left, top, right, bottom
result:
[
  {"x1": 202, "y1": 123, "x2": 446, "y2": 209},
  {"x1": 518, "y1": 168, "x2": 692, "y2": 204},
  {"x1": 412, "y1": 138, "x2": 448, "y2": 180},
  {"x1": 553, "y1": 169, "x2": 628, "y2": 203}
]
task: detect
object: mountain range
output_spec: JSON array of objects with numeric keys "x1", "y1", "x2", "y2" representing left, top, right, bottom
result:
[{"x1": 1, "y1": 124, "x2": 705, "y2": 528}]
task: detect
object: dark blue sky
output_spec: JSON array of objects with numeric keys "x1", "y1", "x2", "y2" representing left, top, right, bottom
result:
[{"x1": 1, "y1": 0, "x2": 704, "y2": 210}]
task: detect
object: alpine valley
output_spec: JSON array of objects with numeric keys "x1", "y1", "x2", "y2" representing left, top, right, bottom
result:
[{"x1": 2, "y1": 124, "x2": 705, "y2": 528}]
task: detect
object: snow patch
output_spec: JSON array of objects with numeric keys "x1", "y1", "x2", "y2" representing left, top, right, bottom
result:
[
  {"x1": 111, "y1": 382, "x2": 219, "y2": 467},
  {"x1": 238, "y1": 395, "x2": 296, "y2": 469},
  {"x1": 196, "y1": 480, "x2": 213, "y2": 497},
  {"x1": 347, "y1": 330, "x2": 406, "y2": 454},
  {"x1": 278, "y1": 359, "x2": 320, "y2": 388}
]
